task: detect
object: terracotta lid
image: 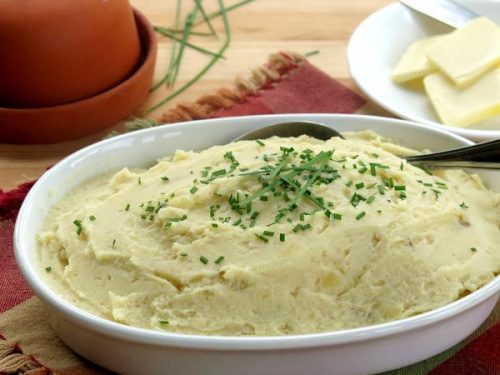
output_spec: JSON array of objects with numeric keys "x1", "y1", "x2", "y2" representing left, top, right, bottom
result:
[{"x1": 0, "y1": 9, "x2": 157, "y2": 145}]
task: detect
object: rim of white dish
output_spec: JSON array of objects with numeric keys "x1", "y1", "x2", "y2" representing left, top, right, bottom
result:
[
  {"x1": 347, "y1": 2, "x2": 500, "y2": 142},
  {"x1": 14, "y1": 114, "x2": 499, "y2": 351}
]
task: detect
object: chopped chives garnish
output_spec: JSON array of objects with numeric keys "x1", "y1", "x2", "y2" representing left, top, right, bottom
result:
[
  {"x1": 280, "y1": 233, "x2": 285, "y2": 242},
  {"x1": 350, "y1": 193, "x2": 366, "y2": 207},
  {"x1": 255, "y1": 234, "x2": 269, "y2": 242},
  {"x1": 293, "y1": 223, "x2": 311, "y2": 232},
  {"x1": 259, "y1": 196, "x2": 268, "y2": 201},
  {"x1": 332, "y1": 212, "x2": 342, "y2": 220},
  {"x1": 138, "y1": 177, "x2": 142, "y2": 185},
  {"x1": 370, "y1": 162, "x2": 389, "y2": 176},
  {"x1": 125, "y1": 203, "x2": 131, "y2": 211},
  {"x1": 211, "y1": 223, "x2": 218, "y2": 228},
  {"x1": 394, "y1": 185, "x2": 406, "y2": 191},
  {"x1": 470, "y1": 247, "x2": 477, "y2": 252},
  {"x1": 250, "y1": 211, "x2": 259, "y2": 220},
  {"x1": 358, "y1": 166, "x2": 368, "y2": 174},
  {"x1": 200, "y1": 256, "x2": 209, "y2": 264},
  {"x1": 400, "y1": 161, "x2": 404, "y2": 171},
  {"x1": 190, "y1": 186, "x2": 198, "y2": 194},
  {"x1": 215, "y1": 256, "x2": 225, "y2": 264},
  {"x1": 161, "y1": 176, "x2": 170, "y2": 181},
  {"x1": 180, "y1": 252, "x2": 188, "y2": 256},
  {"x1": 417, "y1": 164, "x2": 433, "y2": 175},
  {"x1": 263, "y1": 230, "x2": 274, "y2": 236},
  {"x1": 460, "y1": 202, "x2": 469, "y2": 209},
  {"x1": 209, "y1": 205, "x2": 219, "y2": 218},
  {"x1": 346, "y1": 181, "x2": 353, "y2": 187},
  {"x1": 233, "y1": 218, "x2": 242, "y2": 226},
  {"x1": 73, "y1": 220, "x2": 83, "y2": 235},
  {"x1": 159, "y1": 320, "x2": 169, "y2": 325},
  {"x1": 436, "y1": 182, "x2": 448, "y2": 189},
  {"x1": 256, "y1": 140, "x2": 265, "y2": 146},
  {"x1": 432, "y1": 189, "x2": 441, "y2": 199},
  {"x1": 164, "y1": 215, "x2": 187, "y2": 222},
  {"x1": 355, "y1": 182, "x2": 365, "y2": 189},
  {"x1": 212, "y1": 169, "x2": 226, "y2": 177},
  {"x1": 112, "y1": 239, "x2": 116, "y2": 248},
  {"x1": 89, "y1": 215, "x2": 96, "y2": 221},
  {"x1": 355, "y1": 211, "x2": 366, "y2": 220},
  {"x1": 377, "y1": 184, "x2": 385, "y2": 195},
  {"x1": 366, "y1": 195, "x2": 376, "y2": 204},
  {"x1": 45, "y1": 266, "x2": 52, "y2": 273}
]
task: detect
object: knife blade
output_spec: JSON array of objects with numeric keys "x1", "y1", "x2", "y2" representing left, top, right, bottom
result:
[{"x1": 399, "y1": 0, "x2": 480, "y2": 28}]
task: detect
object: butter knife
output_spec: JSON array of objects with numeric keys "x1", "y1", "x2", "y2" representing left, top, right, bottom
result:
[{"x1": 399, "y1": 0, "x2": 480, "y2": 28}]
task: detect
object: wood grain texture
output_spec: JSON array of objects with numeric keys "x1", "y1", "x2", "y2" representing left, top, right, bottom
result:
[{"x1": 0, "y1": 0, "x2": 392, "y2": 190}]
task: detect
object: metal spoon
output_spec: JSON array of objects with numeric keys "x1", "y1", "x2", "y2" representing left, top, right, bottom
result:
[
  {"x1": 234, "y1": 121, "x2": 345, "y2": 142},
  {"x1": 234, "y1": 121, "x2": 500, "y2": 170}
]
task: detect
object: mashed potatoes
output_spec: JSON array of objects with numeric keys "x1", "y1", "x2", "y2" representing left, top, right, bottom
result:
[{"x1": 37, "y1": 131, "x2": 500, "y2": 335}]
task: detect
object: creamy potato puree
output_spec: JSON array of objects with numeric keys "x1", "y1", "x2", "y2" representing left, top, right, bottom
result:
[{"x1": 37, "y1": 131, "x2": 500, "y2": 335}]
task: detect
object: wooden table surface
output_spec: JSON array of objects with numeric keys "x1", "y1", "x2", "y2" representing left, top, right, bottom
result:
[{"x1": 0, "y1": 0, "x2": 392, "y2": 190}]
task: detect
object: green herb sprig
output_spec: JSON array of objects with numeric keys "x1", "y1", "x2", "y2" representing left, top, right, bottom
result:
[{"x1": 145, "y1": 0, "x2": 232, "y2": 114}]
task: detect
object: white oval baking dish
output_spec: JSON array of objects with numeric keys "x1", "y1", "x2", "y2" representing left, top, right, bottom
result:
[{"x1": 14, "y1": 114, "x2": 499, "y2": 375}]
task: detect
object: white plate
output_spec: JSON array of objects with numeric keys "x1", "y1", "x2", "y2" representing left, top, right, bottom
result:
[
  {"x1": 347, "y1": 0, "x2": 500, "y2": 142},
  {"x1": 14, "y1": 114, "x2": 499, "y2": 375}
]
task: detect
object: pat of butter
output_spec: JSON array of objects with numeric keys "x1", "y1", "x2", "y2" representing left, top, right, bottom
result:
[
  {"x1": 424, "y1": 68, "x2": 500, "y2": 127},
  {"x1": 426, "y1": 17, "x2": 500, "y2": 88},
  {"x1": 392, "y1": 35, "x2": 447, "y2": 84}
]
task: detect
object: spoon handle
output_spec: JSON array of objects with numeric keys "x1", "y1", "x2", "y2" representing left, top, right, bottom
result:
[
  {"x1": 405, "y1": 139, "x2": 500, "y2": 169},
  {"x1": 405, "y1": 161, "x2": 500, "y2": 170}
]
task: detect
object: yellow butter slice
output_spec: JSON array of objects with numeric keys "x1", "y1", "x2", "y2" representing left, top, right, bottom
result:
[
  {"x1": 423, "y1": 68, "x2": 500, "y2": 127},
  {"x1": 392, "y1": 35, "x2": 447, "y2": 84},
  {"x1": 426, "y1": 17, "x2": 500, "y2": 88}
]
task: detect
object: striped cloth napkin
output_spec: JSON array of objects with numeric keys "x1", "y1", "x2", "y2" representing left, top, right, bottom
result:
[{"x1": 0, "y1": 52, "x2": 498, "y2": 375}]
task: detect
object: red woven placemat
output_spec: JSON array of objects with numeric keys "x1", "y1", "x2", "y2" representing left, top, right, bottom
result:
[{"x1": 0, "y1": 52, "x2": 498, "y2": 375}]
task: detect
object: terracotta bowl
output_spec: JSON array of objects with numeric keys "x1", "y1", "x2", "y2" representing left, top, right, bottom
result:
[
  {"x1": 0, "y1": 0, "x2": 141, "y2": 108},
  {"x1": 0, "y1": 9, "x2": 156, "y2": 145}
]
